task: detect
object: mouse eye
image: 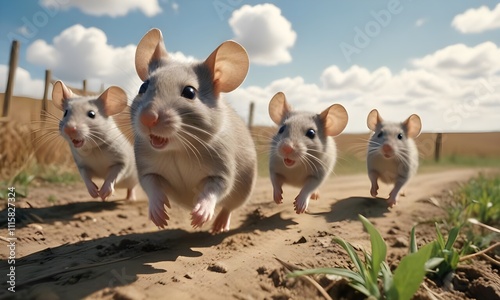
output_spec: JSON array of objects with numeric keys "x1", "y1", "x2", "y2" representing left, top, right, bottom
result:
[
  {"x1": 377, "y1": 131, "x2": 384, "y2": 138},
  {"x1": 181, "y1": 86, "x2": 196, "y2": 100},
  {"x1": 63, "y1": 110, "x2": 68, "y2": 117},
  {"x1": 305, "y1": 129, "x2": 316, "y2": 139},
  {"x1": 278, "y1": 125, "x2": 286, "y2": 134},
  {"x1": 139, "y1": 79, "x2": 149, "y2": 94},
  {"x1": 397, "y1": 133, "x2": 403, "y2": 140},
  {"x1": 87, "y1": 110, "x2": 96, "y2": 119}
]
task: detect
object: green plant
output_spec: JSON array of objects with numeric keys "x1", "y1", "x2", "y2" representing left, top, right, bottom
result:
[{"x1": 289, "y1": 215, "x2": 435, "y2": 300}]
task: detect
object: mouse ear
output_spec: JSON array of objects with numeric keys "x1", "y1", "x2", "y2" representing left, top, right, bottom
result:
[
  {"x1": 52, "y1": 80, "x2": 74, "y2": 111},
  {"x1": 367, "y1": 109, "x2": 383, "y2": 131},
  {"x1": 320, "y1": 104, "x2": 348, "y2": 137},
  {"x1": 204, "y1": 40, "x2": 249, "y2": 96},
  {"x1": 99, "y1": 86, "x2": 128, "y2": 116},
  {"x1": 404, "y1": 114, "x2": 422, "y2": 138},
  {"x1": 268, "y1": 92, "x2": 292, "y2": 125},
  {"x1": 135, "y1": 28, "x2": 168, "y2": 81}
]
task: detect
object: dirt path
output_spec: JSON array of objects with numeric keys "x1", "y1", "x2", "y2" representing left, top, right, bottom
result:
[{"x1": 0, "y1": 168, "x2": 495, "y2": 299}]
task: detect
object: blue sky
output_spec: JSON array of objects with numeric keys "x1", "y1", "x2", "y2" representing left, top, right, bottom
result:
[{"x1": 1, "y1": 0, "x2": 500, "y2": 133}]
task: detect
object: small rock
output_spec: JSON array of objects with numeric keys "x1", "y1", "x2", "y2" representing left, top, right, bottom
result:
[
  {"x1": 184, "y1": 273, "x2": 193, "y2": 279},
  {"x1": 257, "y1": 266, "x2": 267, "y2": 275},
  {"x1": 392, "y1": 236, "x2": 408, "y2": 248},
  {"x1": 207, "y1": 263, "x2": 228, "y2": 273},
  {"x1": 117, "y1": 214, "x2": 128, "y2": 219},
  {"x1": 81, "y1": 232, "x2": 89, "y2": 238},
  {"x1": 293, "y1": 236, "x2": 307, "y2": 244}
]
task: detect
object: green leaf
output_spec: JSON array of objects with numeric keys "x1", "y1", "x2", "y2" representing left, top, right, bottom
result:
[
  {"x1": 409, "y1": 226, "x2": 418, "y2": 254},
  {"x1": 333, "y1": 237, "x2": 367, "y2": 280},
  {"x1": 444, "y1": 227, "x2": 460, "y2": 250},
  {"x1": 359, "y1": 214, "x2": 387, "y2": 280},
  {"x1": 289, "y1": 267, "x2": 364, "y2": 284},
  {"x1": 388, "y1": 241, "x2": 436, "y2": 300},
  {"x1": 425, "y1": 257, "x2": 444, "y2": 271},
  {"x1": 435, "y1": 223, "x2": 445, "y2": 248},
  {"x1": 381, "y1": 261, "x2": 393, "y2": 295}
]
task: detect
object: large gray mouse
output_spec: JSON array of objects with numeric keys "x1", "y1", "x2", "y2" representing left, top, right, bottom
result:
[
  {"x1": 52, "y1": 80, "x2": 138, "y2": 201},
  {"x1": 366, "y1": 109, "x2": 422, "y2": 207},
  {"x1": 131, "y1": 28, "x2": 257, "y2": 233},
  {"x1": 268, "y1": 92, "x2": 348, "y2": 214}
]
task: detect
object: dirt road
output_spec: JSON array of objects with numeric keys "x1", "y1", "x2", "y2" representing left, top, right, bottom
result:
[{"x1": 0, "y1": 168, "x2": 496, "y2": 299}]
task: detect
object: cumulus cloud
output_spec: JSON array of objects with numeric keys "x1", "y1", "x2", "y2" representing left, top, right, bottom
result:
[
  {"x1": 26, "y1": 24, "x2": 141, "y2": 97},
  {"x1": 411, "y1": 42, "x2": 500, "y2": 78},
  {"x1": 452, "y1": 3, "x2": 500, "y2": 34},
  {"x1": 415, "y1": 18, "x2": 427, "y2": 27},
  {"x1": 40, "y1": 0, "x2": 162, "y2": 17},
  {"x1": 229, "y1": 4, "x2": 297, "y2": 66},
  {"x1": 0, "y1": 65, "x2": 45, "y2": 99}
]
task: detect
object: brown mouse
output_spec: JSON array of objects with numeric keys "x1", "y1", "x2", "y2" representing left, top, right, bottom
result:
[
  {"x1": 131, "y1": 28, "x2": 257, "y2": 233},
  {"x1": 366, "y1": 109, "x2": 422, "y2": 207}
]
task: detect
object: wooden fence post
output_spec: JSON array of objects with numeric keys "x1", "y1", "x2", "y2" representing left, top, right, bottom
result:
[
  {"x1": 248, "y1": 101, "x2": 255, "y2": 130},
  {"x1": 2, "y1": 40, "x2": 20, "y2": 117},
  {"x1": 41, "y1": 69, "x2": 51, "y2": 121},
  {"x1": 82, "y1": 79, "x2": 87, "y2": 95},
  {"x1": 434, "y1": 133, "x2": 442, "y2": 162}
]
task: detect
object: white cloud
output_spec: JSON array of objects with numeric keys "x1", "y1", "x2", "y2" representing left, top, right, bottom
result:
[
  {"x1": 415, "y1": 18, "x2": 427, "y2": 27},
  {"x1": 40, "y1": 0, "x2": 162, "y2": 17},
  {"x1": 0, "y1": 65, "x2": 45, "y2": 99},
  {"x1": 452, "y1": 3, "x2": 500, "y2": 34},
  {"x1": 229, "y1": 4, "x2": 297, "y2": 66},
  {"x1": 26, "y1": 24, "x2": 141, "y2": 99},
  {"x1": 411, "y1": 42, "x2": 500, "y2": 78}
]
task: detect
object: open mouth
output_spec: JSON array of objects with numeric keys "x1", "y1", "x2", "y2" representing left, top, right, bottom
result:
[
  {"x1": 150, "y1": 134, "x2": 169, "y2": 149},
  {"x1": 283, "y1": 158, "x2": 295, "y2": 167},
  {"x1": 72, "y1": 139, "x2": 84, "y2": 148}
]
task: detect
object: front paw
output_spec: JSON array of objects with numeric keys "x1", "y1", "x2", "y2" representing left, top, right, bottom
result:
[
  {"x1": 99, "y1": 182, "x2": 115, "y2": 201},
  {"x1": 86, "y1": 182, "x2": 99, "y2": 199},
  {"x1": 191, "y1": 198, "x2": 216, "y2": 229},
  {"x1": 273, "y1": 188, "x2": 283, "y2": 204},
  {"x1": 370, "y1": 184, "x2": 379, "y2": 198},
  {"x1": 386, "y1": 197, "x2": 397, "y2": 208},
  {"x1": 149, "y1": 197, "x2": 170, "y2": 229},
  {"x1": 293, "y1": 195, "x2": 309, "y2": 214}
]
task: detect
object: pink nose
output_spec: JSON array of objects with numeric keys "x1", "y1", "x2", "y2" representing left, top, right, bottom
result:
[
  {"x1": 281, "y1": 144, "x2": 294, "y2": 155},
  {"x1": 382, "y1": 144, "x2": 393, "y2": 155},
  {"x1": 140, "y1": 111, "x2": 158, "y2": 128},
  {"x1": 64, "y1": 126, "x2": 77, "y2": 135}
]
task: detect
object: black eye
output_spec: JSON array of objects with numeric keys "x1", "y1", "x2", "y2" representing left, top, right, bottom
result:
[
  {"x1": 139, "y1": 79, "x2": 149, "y2": 94},
  {"x1": 63, "y1": 110, "x2": 68, "y2": 117},
  {"x1": 397, "y1": 133, "x2": 403, "y2": 140},
  {"x1": 278, "y1": 125, "x2": 286, "y2": 134},
  {"x1": 181, "y1": 86, "x2": 196, "y2": 100},
  {"x1": 306, "y1": 129, "x2": 316, "y2": 139},
  {"x1": 87, "y1": 110, "x2": 96, "y2": 119},
  {"x1": 377, "y1": 131, "x2": 384, "y2": 138}
]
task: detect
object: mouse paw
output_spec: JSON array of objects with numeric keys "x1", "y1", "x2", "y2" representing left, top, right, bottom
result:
[
  {"x1": 191, "y1": 197, "x2": 216, "y2": 229},
  {"x1": 273, "y1": 188, "x2": 283, "y2": 204},
  {"x1": 149, "y1": 195, "x2": 170, "y2": 229},
  {"x1": 85, "y1": 181, "x2": 100, "y2": 199},
  {"x1": 310, "y1": 191, "x2": 320, "y2": 200},
  {"x1": 294, "y1": 196, "x2": 309, "y2": 214},
  {"x1": 126, "y1": 187, "x2": 136, "y2": 201},
  {"x1": 386, "y1": 197, "x2": 397, "y2": 208},
  {"x1": 211, "y1": 209, "x2": 231, "y2": 234},
  {"x1": 370, "y1": 184, "x2": 379, "y2": 198},
  {"x1": 99, "y1": 182, "x2": 115, "y2": 201}
]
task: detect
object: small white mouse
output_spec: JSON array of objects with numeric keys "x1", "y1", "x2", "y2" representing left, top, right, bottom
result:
[
  {"x1": 366, "y1": 109, "x2": 422, "y2": 207},
  {"x1": 131, "y1": 28, "x2": 257, "y2": 233},
  {"x1": 268, "y1": 92, "x2": 348, "y2": 214},
  {"x1": 52, "y1": 80, "x2": 138, "y2": 201}
]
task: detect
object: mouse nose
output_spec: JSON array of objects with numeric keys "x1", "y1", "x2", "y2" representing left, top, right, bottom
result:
[
  {"x1": 140, "y1": 111, "x2": 158, "y2": 128},
  {"x1": 64, "y1": 125, "x2": 77, "y2": 135},
  {"x1": 382, "y1": 144, "x2": 394, "y2": 157},
  {"x1": 281, "y1": 144, "x2": 294, "y2": 156}
]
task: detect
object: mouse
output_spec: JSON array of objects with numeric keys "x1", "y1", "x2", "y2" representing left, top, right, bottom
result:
[
  {"x1": 268, "y1": 92, "x2": 348, "y2": 214},
  {"x1": 366, "y1": 109, "x2": 422, "y2": 207},
  {"x1": 52, "y1": 80, "x2": 138, "y2": 201},
  {"x1": 131, "y1": 28, "x2": 257, "y2": 233}
]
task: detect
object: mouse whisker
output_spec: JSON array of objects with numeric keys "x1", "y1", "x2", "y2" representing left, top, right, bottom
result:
[{"x1": 176, "y1": 132, "x2": 203, "y2": 168}]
